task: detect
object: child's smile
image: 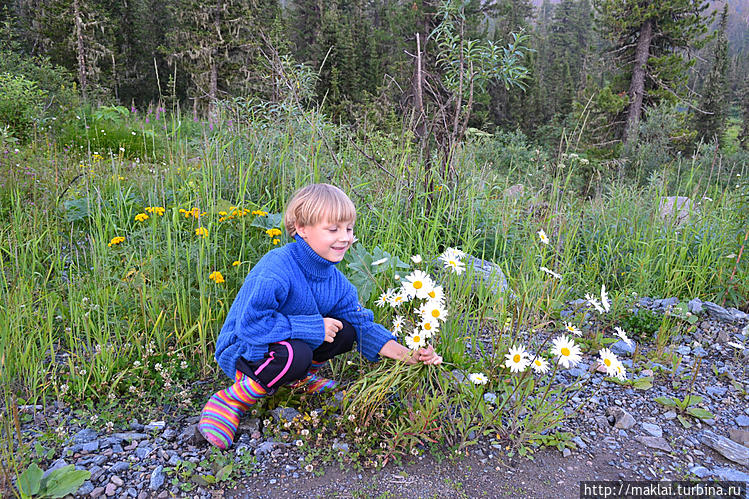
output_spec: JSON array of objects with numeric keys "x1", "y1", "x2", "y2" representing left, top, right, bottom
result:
[{"x1": 296, "y1": 219, "x2": 354, "y2": 263}]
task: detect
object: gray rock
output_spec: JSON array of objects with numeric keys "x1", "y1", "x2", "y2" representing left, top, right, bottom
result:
[
  {"x1": 635, "y1": 435, "x2": 673, "y2": 452},
  {"x1": 706, "y1": 385, "x2": 728, "y2": 399},
  {"x1": 271, "y1": 407, "x2": 300, "y2": 422},
  {"x1": 654, "y1": 298, "x2": 679, "y2": 310},
  {"x1": 127, "y1": 487, "x2": 137, "y2": 497},
  {"x1": 676, "y1": 345, "x2": 691, "y2": 356},
  {"x1": 607, "y1": 407, "x2": 636, "y2": 430},
  {"x1": 688, "y1": 298, "x2": 704, "y2": 315},
  {"x1": 641, "y1": 423, "x2": 663, "y2": 438},
  {"x1": 562, "y1": 448, "x2": 572, "y2": 457},
  {"x1": 712, "y1": 467, "x2": 749, "y2": 482},
  {"x1": 663, "y1": 411, "x2": 677, "y2": 420},
  {"x1": 109, "y1": 461, "x2": 129, "y2": 473},
  {"x1": 703, "y1": 302, "x2": 736, "y2": 322},
  {"x1": 111, "y1": 432, "x2": 148, "y2": 441},
  {"x1": 77, "y1": 481, "x2": 95, "y2": 495},
  {"x1": 728, "y1": 308, "x2": 748, "y2": 321},
  {"x1": 42, "y1": 458, "x2": 68, "y2": 479},
  {"x1": 149, "y1": 465, "x2": 165, "y2": 491},
  {"x1": 700, "y1": 430, "x2": 749, "y2": 466},
  {"x1": 144, "y1": 421, "x2": 166, "y2": 432},
  {"x1": 736, "y1": 415, "x2": 749, "y2": 427},
  {"x1": 611, "y1": 340, "x2": 636, "y2": 356},
  {"x1": 161, "y1": 429, "x2": 176, "y2": 441},
  {"x1": 134, "y1": 445, "x2": 152, "y2": 459},
  {"x1": 573, "y1": 436, "x2": 587, "y2": 449},
  {"x1": 71, "y1": 428, "x2": 99, "y2": 444},
  {"x1": 728, "y1": 429, "x2": 749, "y2": 447},
  {"x1": 90, "y1": 486, "x2": 106, "y2": 498},
  {"x1": 689, "y1": 465, "x2": 711, "y2": 478},
  {"x1": 463, "y1": 256, "x2": 509, "y2": 295},
  {"x1": 658, "y1": 196, "x2": 696, "y2": 225},
  {"x1": 255, "y1": 441, "x2": 277, "y2": 456},
  {"x1": 692, "y1": 346, "x2": 707, "y2": 357}
]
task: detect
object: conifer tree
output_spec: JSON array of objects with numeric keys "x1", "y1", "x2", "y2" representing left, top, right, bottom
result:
[{"x1": 695, "y1": 4, "x2": 729, "y2": 145}]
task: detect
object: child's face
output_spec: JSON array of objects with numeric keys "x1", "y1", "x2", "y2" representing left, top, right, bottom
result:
[{"x1": 296, "y1": 219, "x2": 355, "y2": 263}]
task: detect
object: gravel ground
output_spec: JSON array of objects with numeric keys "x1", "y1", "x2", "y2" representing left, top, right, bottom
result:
[{"x1": 6, "y1": 298, "x2": 749, "y2": 498}]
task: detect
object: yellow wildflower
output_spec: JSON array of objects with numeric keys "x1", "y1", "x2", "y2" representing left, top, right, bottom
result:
[
  {"x1": 218, "y1": 211, "x2": 227, "y2": 216},
  {"x1": 266, "y1": 228, "x2": 282, "y2": 237},
  {"x1": 195, "y1": 227, "x2": 208, "y2": 238},
  {"x1": 134, "y1": 213, "x2": 149, "y2": 222},
  {"x1": 145, "y1": 206, "x2": 165, "y2": 216},
  {"x1": 232, "y1": 260, "x2": 242, "y2": 266},
  {"x1": 108, "y1": 236, "x2": 125, "y2": 247},
  {"x1": 218, "y1": 217, "x2": 226, "y2": 222},
  {"x1": 252, "y1": 210, "x2": 268, "y2": 216},
  {"x1": 209, "y1": 271, "x2": 225, "y2": 283},
  {"x1": 272, "y1": 238, "x2": 280, "y2": 245}
]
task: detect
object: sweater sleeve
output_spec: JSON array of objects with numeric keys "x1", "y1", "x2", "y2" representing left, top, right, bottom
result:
[
  {"x1": 234, "y1": 275, "x2": 325, "y2": 350},
  {"x1": 330, "y1": 274, "x2": 394, "y2": 362}
]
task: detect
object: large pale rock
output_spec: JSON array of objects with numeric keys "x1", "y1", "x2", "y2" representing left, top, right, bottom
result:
[
  {"x1": 464, "y1": 256, "x2": 509, "y2": 295},
  {"x1": 700, "y1": 430, "x2": 749, "y2": 466},
  {"x1": 659, "y1": 196, "x2": 697, "y2": 224}
]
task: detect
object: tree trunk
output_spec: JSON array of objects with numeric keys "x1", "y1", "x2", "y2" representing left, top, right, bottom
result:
[
  {"x1": 72, "y1": 0, "x2": 87, "y2": 98},
  {"x1": 623, "y1": 18, "x2": 652, "y2": 145}
]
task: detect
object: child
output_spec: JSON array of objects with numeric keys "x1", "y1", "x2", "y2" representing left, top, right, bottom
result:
[{"x1": 198, "y1": 183, "x2": 442, "y2": 449}]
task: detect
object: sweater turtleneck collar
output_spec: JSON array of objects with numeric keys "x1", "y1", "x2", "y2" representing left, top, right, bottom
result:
[{"x1": 289, "y1": 234, "x2": 338, "y2": 280}]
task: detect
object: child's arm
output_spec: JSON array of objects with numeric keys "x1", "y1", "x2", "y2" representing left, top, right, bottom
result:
[{"x1": 379, "y1": 340, "x2": 443, "y2": 365}]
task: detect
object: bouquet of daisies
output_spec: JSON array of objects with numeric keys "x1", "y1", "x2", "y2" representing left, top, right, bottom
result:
[{"x1": 374, "y1": 248, "x2": 465, "y2": 352}]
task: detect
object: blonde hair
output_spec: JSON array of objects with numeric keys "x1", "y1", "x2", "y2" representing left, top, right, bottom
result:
[{"x1": 284, "y1": 184, "x2": 356, "y2": 237}]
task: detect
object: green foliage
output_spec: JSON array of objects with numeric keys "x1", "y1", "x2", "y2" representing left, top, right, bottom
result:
[
  {"x1": 17, "y1": 463, "x2": 90, "y2": 498},
  {"x1": 0, "y1": 73, "x2": 47, "y2": 142},
  {"x1": 619, "y1": 308, "x2": 661, "y2": 341},
  {"x1": 343, "y1": 243, "x2": 409, "y2": 305}
]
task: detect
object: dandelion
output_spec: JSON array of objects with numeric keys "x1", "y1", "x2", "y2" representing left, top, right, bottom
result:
[
  {"x1": 420, "y1": 301, "x2": 448, "y2": 322},
  {"x1": 538, "y1": 229, "x2": 549, "y2": 245},
  {"x1": 371, "y1": 257, "x2": 389, "y2": 266},
  {"x1": 272, "y1": 239, "x2": 280, "y2": 245},
  {"x1": 411, "y1": 254, "x2": 422, "y2": 264},
  {"x1": 402, "y1": 270, "x2": 434, "y2": 299},
  {"x1": 232, "y1": 260, "x2": 242, "y2": 266},
  {"x1": 598, "y1": 348, "x2": 620, "y2": 377},
  {"x1": 195, "y1": 227, "x2": 208, "y2": 238},
  {"x1": 551, "y1": 335, "x2": 582, "y2": 368},
  {"x1": 468, "y1": 373, "x2": 488, "y2": 385},
  {"x1": 530, "y1": 356, "x2": 550, "y2": 374},
  {"x1": 252, "y1": 210, "x2": 268, "y2": 216},
  {"x1": 145, "y1": 206, "x2": 165, "y2": 216},
  {"x1": 540, "y1": 266, "x2": 561, "y2": 279},
  {"x1": 405, "y1": 332, "x2": 426, "y2": 350},
  {"x1": 504, "y1": 345, "x2": 531, "y2": 373},
  {"x1": 392, "y1": 316, "x2": 405, "y2": 336},
  {"x1": 614, "y1": 326, "x2": 634, "y2": 348},
  {"x1": 134, "y1": 213, "x2": 149, "y2": 222},
  {"x1": 266, "y1": 228, "x2": 282, "y2": 237},
  {"x1": 564, "y1": 322, "x2": 582, "y2": 336},
  {"x1": 439, "y1": 248, "x2": 465, "y2": 275},
  {"x1": 585, "y1": 293, "x2": 605, "y2": 314},
  {"x1": 601, "y1": 284, "x2": 611, "y2": 312},
  {"x1": 108, "y1": 236, "x2": 125, "y2": 247},
  {"x1": 209, "y1": 271, "x2": 225, "y2": 283}
]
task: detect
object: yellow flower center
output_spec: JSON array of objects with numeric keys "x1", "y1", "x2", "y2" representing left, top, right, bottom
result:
[
  {"x1": 534, "y1": 359, "x2": 541, "y2": 366},
  {"x1": 513, "y1": 354, "x2": 521, "y2": 363},
  {"x1": 561, "y1": 347, "x2": 570, "y2": 356},
  {"x1": 395, "y1": 296, "x2": 402, "y2": 302},
  {"x1": 431, "y1": 310, "x2": 440, "y2": 318},
  {"x1": 428, "y1": 291, "x2": 435, "y2": 298},
  {"x1": 424, "y1": 323, "x2": 432, "y2": 330},
  {"x1": 413, "y1": 281, "x2": 422, "y2": 289},
  {"x1": 449, "y1": 260, "x2": 456, "y2": 266},
  {"x1": 604, "y1": 359, "x2": 611, "y2": 366},
  {"x1": 413, "y1": 336, "x2": 421, "y2": 343}
]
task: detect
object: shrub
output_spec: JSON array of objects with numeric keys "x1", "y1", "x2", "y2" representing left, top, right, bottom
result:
[{"x1": 0, "y1": 73, "x2": 46, "y2": 142}]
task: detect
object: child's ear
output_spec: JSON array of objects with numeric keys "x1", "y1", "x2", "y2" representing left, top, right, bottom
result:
[{"x1": 295, "y1": 223, "x2": 307, "y2": 238}]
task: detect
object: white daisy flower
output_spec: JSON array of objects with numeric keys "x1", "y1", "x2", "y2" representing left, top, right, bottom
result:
[
  {"x1": 504, "y1": 345, "x2": 531, "y2": 373},
  {"x1": 601, "y1": 284, "x2": 611, "y2": 313},
  {"x1": 540, "y1": 266, "x2": 561, "y2": 279},
  {"x1": 420, "y1": 301, "x2": 448, "y2": 322},
  {"x1": 585, "y1": 293, "x2": 605, "y2": 314},
  {"x1": 402, "y1": 270, "x2": 434, "y2": 299},
  {"x1": 614, "y1": 326, "x2": 634, "y2": 348},
  {"x1": 371, "y1": 257, "x2": 389, "y2": 266},
  {"x1": 597, "y1": 348, "x2": 619, "y2": 376},
  {"x1": 375, "y1": 289, "x2": 394, "y2": 308},
  {"x1": 538, "y1": 229, "x2": 549, "y2": 245},
  {"x1": 551, "y1": 335, "x2": 582, "y2": 369},
  {"x1": 468, "y1": 373, "x2": 488, "y2": 385},
  {"x1": 425, "y1": 285, "x2": 445, "y2": 304},
  {"x1": 392, "y1": 316, "x2": 405, "y2": 336},
  {"x1": 405, "y1": 332, "x2": 426, "y2": 350},
  {"x1": 530, "y1": 356, "x2": 550, "y2": 374},
  {"x1": 419, "y1": 318, "x2": 440, "y2": 337},
  {"x1": 564, "y1": 322, "x2": 582, "y2": 336},
  {"x1": 411, "y1": 254, "x2": 422, "y2": 264},
  {"x1": 613, "y1": 360, "x2": 627, "y2": 380},
  {"x1": 439, "y1": 248, "x2": 465, "y2": 275},
  {"x1": 388, "y1": 291, "x2": 409, "y2": 308}
]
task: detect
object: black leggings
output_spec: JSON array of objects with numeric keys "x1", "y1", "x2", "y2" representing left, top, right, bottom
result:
[{"x1": 235, "y1": 318, "x2": 355, "y2": 392}]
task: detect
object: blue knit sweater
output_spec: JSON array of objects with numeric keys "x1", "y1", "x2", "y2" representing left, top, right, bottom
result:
[{"x1": 214, "y1": 235, "x2": 394, "y2": 380}]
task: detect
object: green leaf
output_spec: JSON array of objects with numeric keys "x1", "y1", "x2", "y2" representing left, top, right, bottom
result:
[
  {"x1": 215, "y1": 464, "x2": 233, "y2": 482},
  {"x1": 17, "y1": 463, "x2": 43, "y2": 497},
  {"x1": 40, "y1": 465, "x2": 90, "y2": 498},
  {"x1": 655, "y1": 396, "x2": 676, "y2": 407},
  {"x1": 683, "y1": 395, "x2": 703, "y2": 406},
  {"x1": 632, "y1": 376, "x2": 653, "y2": 390},
  {"x1": 677, "y1": 414, "x2": 692, "y2": 428},
  {"x1": 686, "y1": 407, "x2": 715, "y2": 420}
]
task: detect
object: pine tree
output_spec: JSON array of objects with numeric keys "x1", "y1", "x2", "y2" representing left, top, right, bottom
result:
[
  {"x1": 593, "y1": 0, "x2": 713, "y2": 144},
  {"x1": 695, "y1": 4, "x2": 729, "y2": 145}
]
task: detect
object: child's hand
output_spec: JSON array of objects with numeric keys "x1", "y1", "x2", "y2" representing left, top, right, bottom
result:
[
  {"x1": 323, "y1": 317, "x2": 342, "y2": 343},
  {"x1": 414, "y1": 344, "x2": 442, "y2": 365}
]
